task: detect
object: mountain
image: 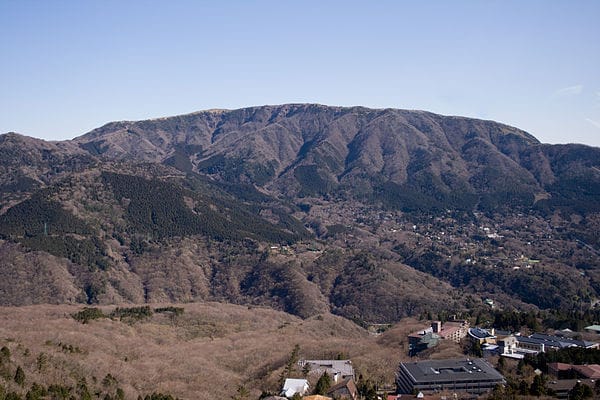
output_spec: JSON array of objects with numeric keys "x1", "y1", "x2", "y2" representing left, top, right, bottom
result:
[{"x1": 1, "y1": 104, "x2": 599, "y2": 323}]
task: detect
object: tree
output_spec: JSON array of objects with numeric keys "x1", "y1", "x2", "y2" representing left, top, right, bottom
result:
[
  {"x1": 231, "y1": 386, "x2": 249, "y2": 400},
  {"x1": 302, "y1": 363, "x2": 310, "y2": 377},
  {"x1": 0, "y1": 347, "x2": 10, "y2": 364},
  {"x1": 313, "y1": 373, "x2": 331, "y2": 395},
  {"x1": 530, "y1": 374, "x2": 547, "y2": 397},
  {"x1": 36, "y1": 353, "x2": 47, "y2": 372},
  {"x1": 278, "y1": 344, "x2": 301, "y2": 386},
  {"x1": 497, "y1": 356, "x2": 506, "y2": 372},
  {"x1": 569, "y1": 382, "x2": 593, "y2": 400},
  {"x1": 518, "y1": 379, "x2": 529, "y2": 396},
  {"x1": 357, "y1": 378, "x2": 378, "y2": 400},
  {"x1": 472, "y1": 340, "x2": 483, "y2": 357},
  {"x1": 25, "y1": 383, "x2": 47, "y2": 400},
  {"x1": 14, "y1": 366, "x2": 25, "y2": 387}
]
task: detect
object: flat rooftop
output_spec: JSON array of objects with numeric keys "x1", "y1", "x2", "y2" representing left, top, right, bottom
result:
[{"x1": 400, "y1": 358, "x2": 504, "y2": 384}]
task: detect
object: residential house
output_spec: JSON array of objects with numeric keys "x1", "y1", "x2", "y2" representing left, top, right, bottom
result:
[
  {"x1": 326, "y1": 378, "x2": 358, "y2": 400},
  {"x1": 298, "y1": 359, "x2": 355, "y2": 382},
  {"x1": 281, "y1": 378, "x2": 309, "y2": 398}
]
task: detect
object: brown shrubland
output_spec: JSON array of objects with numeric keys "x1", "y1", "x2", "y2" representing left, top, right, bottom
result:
[{"x1": 0, "y1": 303, "x2": 444, "y2": 399}]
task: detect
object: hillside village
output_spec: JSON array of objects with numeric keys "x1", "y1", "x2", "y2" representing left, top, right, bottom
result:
[
  {"x1": 264, "y1": 317, "x2": 600, "y2": 400},
  {"x1": 275, "y1": 203, "x2": 599, "y2": 313}
]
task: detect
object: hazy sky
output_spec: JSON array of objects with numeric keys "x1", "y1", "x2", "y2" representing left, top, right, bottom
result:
[{"x1": 1, "y1": 1, "x2": 599, "y2": 147}]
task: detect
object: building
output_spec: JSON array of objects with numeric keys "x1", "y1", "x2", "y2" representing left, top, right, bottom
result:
[
  {"x1": 396, "y1": 358, "x2": 505, "y2": 395},
  {"x1": 408, "y1": 328, "x2": 439, "y2": 356},
  {"x1": 438, "y1": 320, "x2": 470, "y2": 343},
  {"x1": 281, "y1": 378, "x2": 309, "y2": 398},
  {"x1": 326, "y1": 378, "x2": 358, "y2": 400},
  {"x1": 548, "y1": 363, "x2": 600, "y2": 380},
  {"x1": 467, "y1": 327, "x2": 598, "y2": 357},
  {"x1": 547, "y1": 379, "x2": 595, "y2": 399},
  {"x1": 409, "y1": 321, "x2": 469, "y2": 355},
  {"x1": 573, "y1": 364, "x2": 600, "y2": 379},
  {"x1": 497, "y1": 335, "x2": 538, "y2": 359},
  {"x1": 467, "y1": 328, "x2": 496, "y2": 344},
  {"x1": 516, "y1": 333, "x2": 598, "y2": 352},
  {"x1": 298, "y1": 359, "x2": 355, "y2": 382},
  {"x1": 584, "y1": 325, "x2": 600, "y2": 334}
]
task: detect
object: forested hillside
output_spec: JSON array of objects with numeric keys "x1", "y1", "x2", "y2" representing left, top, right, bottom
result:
[{"x1": 0, "y1": 104, "x2": 599, "y2": 323}]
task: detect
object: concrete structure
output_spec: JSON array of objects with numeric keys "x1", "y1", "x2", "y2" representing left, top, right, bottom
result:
[
  {"x1": 396, "y1": 358, "x2": 505, "y2": 395},
  {"x1": 281, "y1": 378, "x2": 309, "y2": 398}
]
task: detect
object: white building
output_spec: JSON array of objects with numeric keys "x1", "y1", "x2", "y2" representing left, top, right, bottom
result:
[{"x1": 281, "y1": 378, "x2": 309, "y2": 398}]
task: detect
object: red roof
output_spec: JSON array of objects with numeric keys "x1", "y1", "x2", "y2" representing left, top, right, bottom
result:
[
  {"x1": 440, "y1": 326, "x2": 460, "y2": 338},
  {"x1": 573, "y1": 364, "x2": 600, "y2": 379},
  {"x1": 548, "y1": 362, "x2": 573, "y2": 372}
]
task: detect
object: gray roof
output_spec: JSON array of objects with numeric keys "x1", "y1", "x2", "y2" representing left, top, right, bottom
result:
[
  {"x1": 399, "y1": 358, "x2": 504, "y2": 384},
  {"x1": 468, "y1": 328, "x2": 494, "y2": 340},
  {"x1": 301, "y1": 360, "x2": 355, "y2": 377},
  {"x1": 585, "y1": 325, "x2": 600, "y2": 331},
  {"x1": 517, "y1": 333, "x2": 597, "y2": 349}
]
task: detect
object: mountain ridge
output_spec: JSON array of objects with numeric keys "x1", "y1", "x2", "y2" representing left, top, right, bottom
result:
[{"x1": 1, "y1": 104, "x2": 599, "y2": 322}]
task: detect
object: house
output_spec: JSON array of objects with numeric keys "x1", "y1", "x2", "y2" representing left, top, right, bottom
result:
[
  {"x1": 298, "y1": 359, "x2": 355, "y2": 381},
  {"x1": 326, "y1": 378, "x2": 358, "y2": 400},
  {"x1": 281, "y1": 378, "x2": 309, "y2": 398}
]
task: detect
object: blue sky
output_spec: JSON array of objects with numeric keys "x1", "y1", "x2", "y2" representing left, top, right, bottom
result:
[{"x1": 1, "y1": 1, "x2": 599, "y2": 146}]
